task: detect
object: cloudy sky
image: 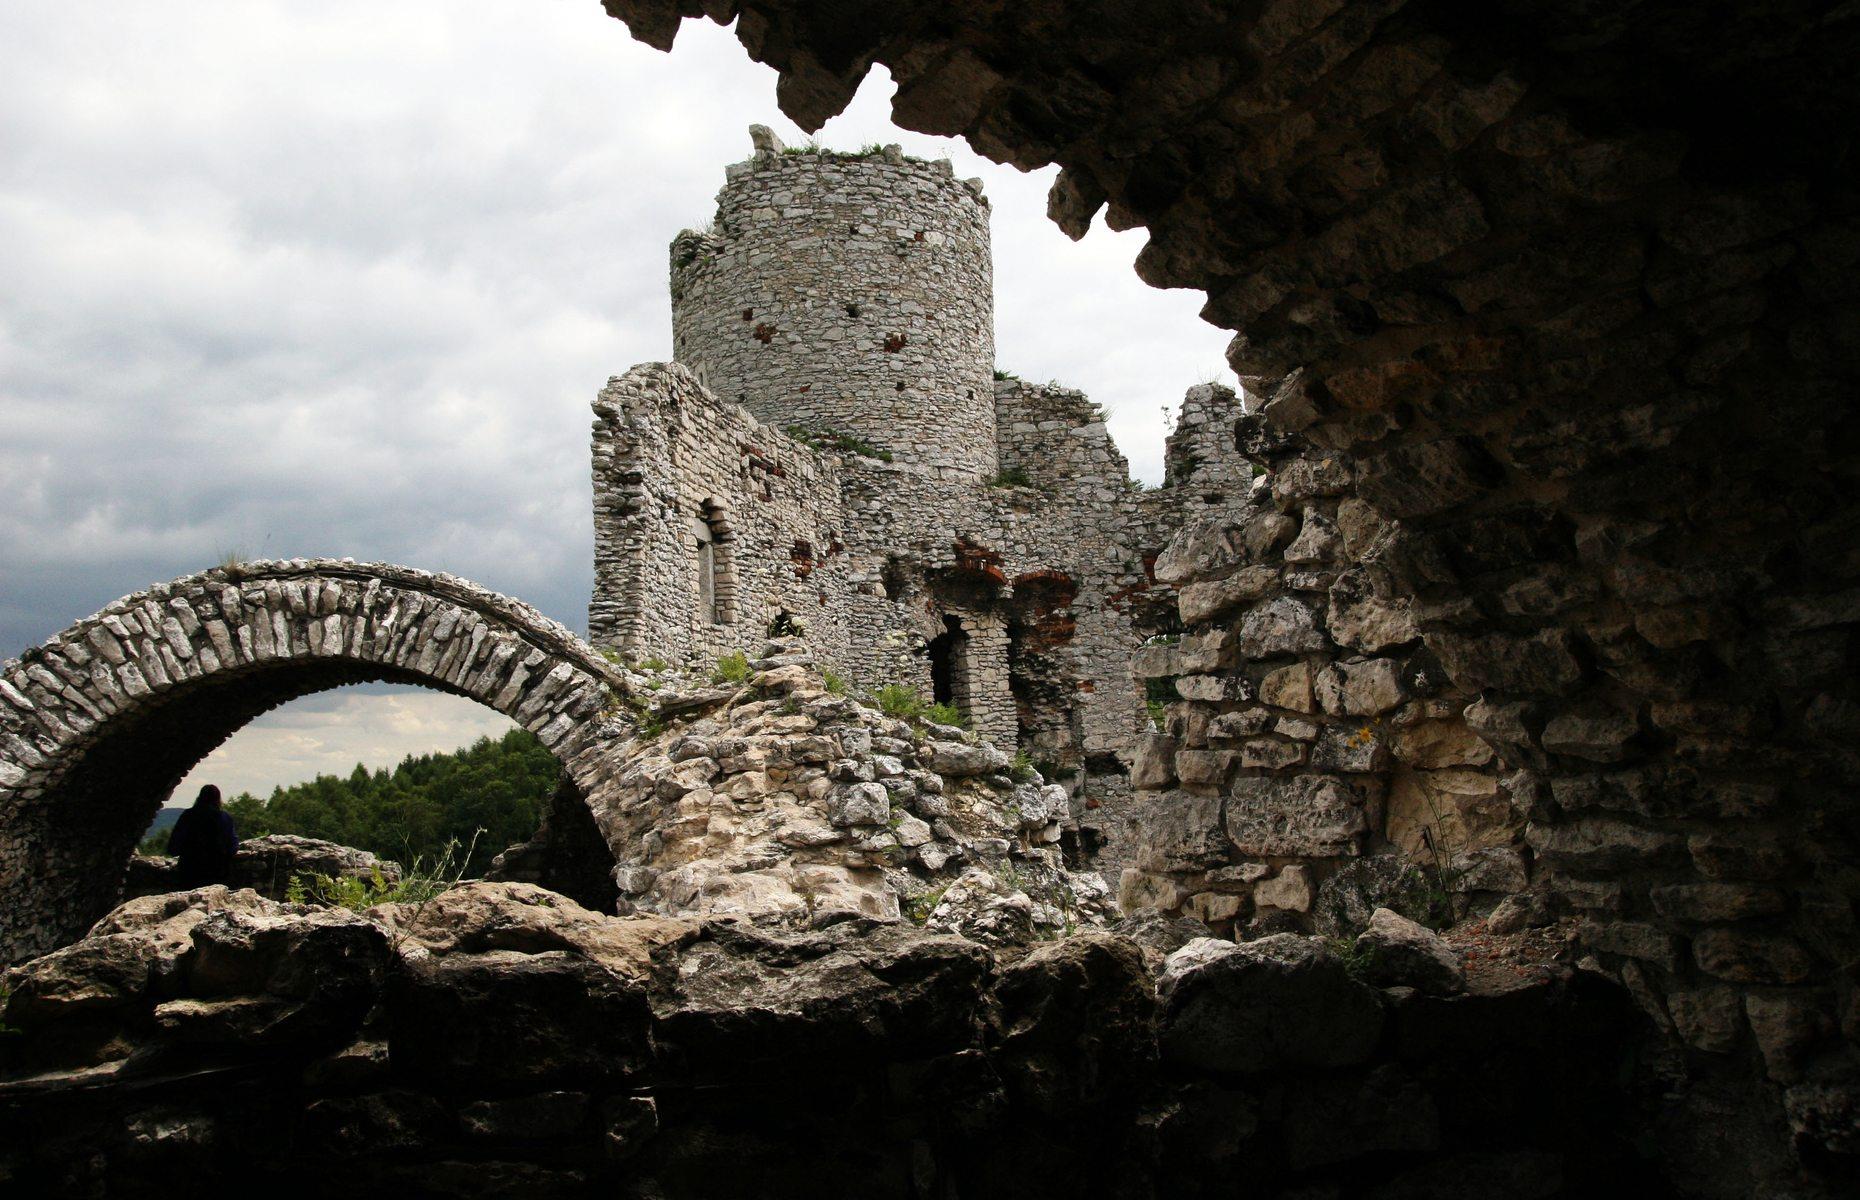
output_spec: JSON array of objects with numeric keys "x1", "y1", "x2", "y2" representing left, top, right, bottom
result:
[{"x1": 1, "y1": 0, "x2": 1235, "y2": 803}]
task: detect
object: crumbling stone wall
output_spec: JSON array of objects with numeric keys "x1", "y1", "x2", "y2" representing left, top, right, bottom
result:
[
  {"x1": 594, "y1": 137, "x2": 1243, "y2": 847},
  {"x1": 1123, "y1": 432, "x2": 1511, "y2": 938},
  {"x1": 602, "y1": 1, "x2": 1860, "y2": 1189},
  {"x1": 588, "y1": 362, "x2": 856, "y2": 669}
]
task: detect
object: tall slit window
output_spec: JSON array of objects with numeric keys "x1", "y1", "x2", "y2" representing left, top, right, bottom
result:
[
  {"x1": 693, "y1": 518, "x2": 717, "y2": 624},
  {"x1": 693, "y1": 500, "x2": 736, "y2": 626}
]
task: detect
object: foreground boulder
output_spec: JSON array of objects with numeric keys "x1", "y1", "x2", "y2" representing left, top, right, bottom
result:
[
  {"x1": 2, "y1": 887, "x2": 387, "y2": 1077},
  {"x1": 0, "y1": 883, "x2": 1660, "y2": 1197},
  {"x1": 1356, "y1": 907, "x2": 1467, "y2": 995},
  {"x1": 1159, "y1": 934, "x2": 1384, "y2": 1072}
]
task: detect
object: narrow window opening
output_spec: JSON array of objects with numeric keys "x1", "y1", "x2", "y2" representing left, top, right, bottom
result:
[
  {"x1": 927, "y1": 615, "x2": 967, "y2": 707},
  {"x1": 693, "y1": 501, "x2": 737, "y2": 626},
  {"x1": 692, "y1": 517, "x2": 718, "y2": 625}
]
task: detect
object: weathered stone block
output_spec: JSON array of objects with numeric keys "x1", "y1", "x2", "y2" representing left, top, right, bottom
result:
[
  {"x1": 1119, "y1": 869, "x2": 1192, "y2": 912},
  {"x1": 1206, "y1": 708, "x2": 1272, "y2": 738},
  {"x1": 1540, "y1": 705, "x2": 1639, "y2": 762},
  {"x1": 1432, "y1": 629, "x2": 1583, "y2": 694},
  {"x1": 1284, "y1": 511, "x2": 1340, "y2": 563},
  {"x1": 1527, "y1": 817, "x2": 1684, "y2": 874},
  {"x1": 1391, "y1": 719, "x2": 1494, "y2": 768},
  {"x1": 1239, "y1": 737, "x2": 1307, "y2": 769},
  {"x1": 1177, "y1": 566, "x2": 1280, "y2": 624},
  {"x1": 1176, "y1": 673, "x2": 1248, "y2": 702},
  {"x1": 1175, "y1": 749, "x2": 1236, "y2": 792},
  {"x1": 1224, "y1": 775, "x2": 1367, "y2": 857},
  {"x1": 1254, "y1": 865, "x2": 1314, "y2": 912},
  {"x1": 1176, "y1": 629, "x2": 1241, "y2": 673},
  {"x1": 1354, "y1": 436, "x2": 1498, "y2": 518},
  {"x1": 1259, "y1": 661, "x2": 1315, "y2": 711},
  {"x1": 1159, "y1": 935, "x2": 1384, "y2": 1072},
  {"x1": 1131, "y1": 733, "x2": 1179, "y2": 789},
  {"x1": 1182, "y1": 891, "x2": 1245, "y2": 925},
  {"x1": 1688, "y1": 832, "x2": 1793, "y2": 881},
  {"x1": 1386, "y1": 768, "x2": 1509, "y2": 858},
  {"x1": 1312, "y1": 723, "x2": 1389, "y2": 772},
  {"x1": 1328, "y1": 567, "x2": 1420, "y2": 653},
  {"x1": 1746, "y1": 992, "x2": 1834, "y2": 1084},
  {"x1": 1133, "y1": 790, "x2": 1234, "y2": 872},
  {"x1": 1237, "y1": 596, "x2": 1330, "y2": 658},
  {"x1": 1315, "y1": 657, "x2": 1404, "y2": 716},
  {"x1": 827, "y1": 782, "x2": 891, "y2": 827},
  {"x1": 1579, "y1": 919, "x2": 1682, "y2": 972},
  {"x1": 1667, "y1": 986, "x2": 1744, "y2": 1053},
  {"x1": 1357, "y1": 908, "x2": 1464, "y2": 994},
  {"x1": 1649, "y1": 883, "x2": 1789, "y2": 923},
  {"x1": 1693, "y1": 930, "x2": 1817, "y2": 985}
]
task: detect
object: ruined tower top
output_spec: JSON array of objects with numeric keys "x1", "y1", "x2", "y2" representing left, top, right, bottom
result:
[{"x1": 669, "y1": 126, "x2": 997, "y2": 482}]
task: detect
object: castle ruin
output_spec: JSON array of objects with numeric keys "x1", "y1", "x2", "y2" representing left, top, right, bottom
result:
[
  {"x1": 588, "y1": 126, "x2": 1248, "y2": 871},
  {"x1": 3, "y1": 0, "x2": 1857, "y2": 1191}
]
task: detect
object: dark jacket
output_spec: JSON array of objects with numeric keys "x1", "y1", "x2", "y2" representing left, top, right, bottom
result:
[{"x1": 167, "y1": 807, "x2": 239, "y2": 886}]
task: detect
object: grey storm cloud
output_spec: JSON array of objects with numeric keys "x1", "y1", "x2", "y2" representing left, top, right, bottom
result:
[{"x1": 0, "y1": 0, "x2": 1233, "y2": 793}]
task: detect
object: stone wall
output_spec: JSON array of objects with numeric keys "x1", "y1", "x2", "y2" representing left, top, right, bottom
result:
[
  {"x1": 588, "y1": 362, "x2": 856, "y2": 670},
  {"x1": 595, "y1": 138, "x2": 1249, "y2": 849},
  {"x1": 597, "y1": 2, "x2": 1860, "y2": 1186},
  {"x1": 1122, "y1": 432, "x2": 1510, "y2": 938},
  {"x1": 670, "y1": 129, "x2": 997, "y2": 483}
]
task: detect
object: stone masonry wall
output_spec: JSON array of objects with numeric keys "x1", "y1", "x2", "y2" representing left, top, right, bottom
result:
[
  {"x1": 1124, "y1": 431, "x2": 1510, "y2": 937},
  {"x1": 598, "y1": 139, "x2": 1251, "y2": 847},
  {"x1": 588, "y1": 362, "x2": 857, "y2": 672},
  {"x1": 670, "y1": 129, "x2": 997, "y2": 483}
]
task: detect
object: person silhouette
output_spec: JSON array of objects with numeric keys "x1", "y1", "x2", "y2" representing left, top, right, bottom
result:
[{"x1": 166, "y1": 784, "x2": 239, "y2": 888}]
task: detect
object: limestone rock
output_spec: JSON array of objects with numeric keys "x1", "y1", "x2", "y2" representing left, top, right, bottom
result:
[
  {"x1": 1159, "y1": 934, "x2": 1384, "y2": 1072},
  {"x1": 372, "y1": 882, "x2": 692, "y2": 981},
  {"x1": 1177, "y1": 566, "x2": 1280, "y2": 624},
  {"x1": 1386, "y1": 768, "x2": 1512, "y2": 858},
  {"x1": 1355, "y1": 908, "x2": 1465, "y2": 994},
  {"x1": 1237, "y1": 596, "x2": 1330, "y2": 658},
  {"x1": 1254, "y1": 865, "x2": 1314, "y2": 913},
  {"x1": 1314, "y1": 658, "x2": 1404, "y2": 717},
  {"x1": 924, "y1": 740, "x2": 1010, "y2": 777},
  {"x1": 1224, "y1": 775, "x2": 1368, "y2": 857},
  {"x1": 925, "y1": 867, "x2": 1037, "y2": 945}
]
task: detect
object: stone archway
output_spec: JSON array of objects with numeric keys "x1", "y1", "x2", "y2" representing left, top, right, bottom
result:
[{"x1": 0, "y1": 558, "x2": 626, "y2": 962}]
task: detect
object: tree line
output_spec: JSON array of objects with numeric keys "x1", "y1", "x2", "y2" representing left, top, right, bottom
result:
[{"x1": 144, "y1": 728, "x2": 557, "y2": 876}]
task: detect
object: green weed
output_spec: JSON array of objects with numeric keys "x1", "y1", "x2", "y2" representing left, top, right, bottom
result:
[{"x1": 713, "y1": 651, "x2": 751, "y2": 685}]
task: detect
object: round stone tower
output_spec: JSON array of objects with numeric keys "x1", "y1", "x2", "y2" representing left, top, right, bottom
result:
[{"x1": 670, "y1": 127, "x2": 998, "y2": 481}]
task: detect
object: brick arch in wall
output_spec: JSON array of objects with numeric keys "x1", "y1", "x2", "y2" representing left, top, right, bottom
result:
[
  {"x1": 0, "y1": 559, "x2": 625, "y2": 963},
  {"x1": 602, "y1": 2, "x2": 1859, "y2": 1186}
]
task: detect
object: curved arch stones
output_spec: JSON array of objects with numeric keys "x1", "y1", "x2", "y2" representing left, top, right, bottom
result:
[{"x1": 0, "y1": 559, "x2": 629, "y2": 963}]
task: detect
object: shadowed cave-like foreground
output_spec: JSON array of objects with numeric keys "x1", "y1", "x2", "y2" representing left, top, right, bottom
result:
[{"x1": 3, "y1": 0, "x2": 1860, "y2": 1194}]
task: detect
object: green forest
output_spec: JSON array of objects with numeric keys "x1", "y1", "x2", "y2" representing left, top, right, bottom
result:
[{"x1": 144, "y1": 729, "x2": 558, "y2": 876}]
